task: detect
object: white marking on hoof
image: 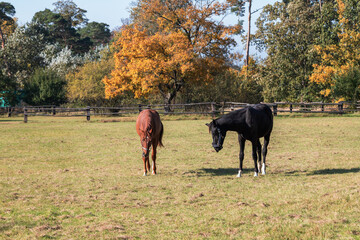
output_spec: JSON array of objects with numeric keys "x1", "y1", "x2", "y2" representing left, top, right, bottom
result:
[
  {"x1": 254, "y1": 172, "x2": 258, "y2": 177},
  {"x1": 143, "y1": 172, "x2": 147, "y2": 176},
  {"x1": 236, "y1": 170, "x2": 242, "y2": 177},
  {"x1": 261, "y1": 163, "x2": 266, "y2": 175},
  {"x1": 152, "y1": 171, "x2": 156, "y2": 175}
]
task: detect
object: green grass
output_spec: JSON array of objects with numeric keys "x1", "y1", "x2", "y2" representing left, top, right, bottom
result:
[{"x1": 1, "y1": 115, "x2": 360, "y2": 239}]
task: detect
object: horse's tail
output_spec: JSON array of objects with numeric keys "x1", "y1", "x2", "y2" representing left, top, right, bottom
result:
[{"x1": 158, "y1": 122, "x2": 164, "y2": 147}]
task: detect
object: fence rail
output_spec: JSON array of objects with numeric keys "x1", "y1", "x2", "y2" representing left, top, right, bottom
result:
[{"x1": 1, "y1": 101, "x2": 359, "y2": 123}]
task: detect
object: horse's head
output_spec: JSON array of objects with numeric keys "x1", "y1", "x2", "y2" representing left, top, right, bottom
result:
[
  {"x1": 206, "y1": 120, "x2": 226, "y2": 152},
  {"x1": 141, "y1": 131, "x2": 152, "y2": 158}
]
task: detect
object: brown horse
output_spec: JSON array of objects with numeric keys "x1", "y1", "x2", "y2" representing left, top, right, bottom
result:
[{"x1": 136, "y1": 109, "x2": 164, "y2": 176}]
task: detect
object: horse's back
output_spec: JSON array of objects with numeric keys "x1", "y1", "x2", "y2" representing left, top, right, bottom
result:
[
  {"x1": 246, "y1": 104, "x2": 273, "y2": 138},
  {"x1": 253, "y1": 104, "x2": 273, "y2": 119},
  {"x1": 136, "y1": 109, "x2": 163, "y2": 136}
]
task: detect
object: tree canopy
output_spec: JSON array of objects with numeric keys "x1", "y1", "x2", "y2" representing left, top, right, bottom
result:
[{"x1": 103, "y1": 0, "x2": 240, "y2": 105}]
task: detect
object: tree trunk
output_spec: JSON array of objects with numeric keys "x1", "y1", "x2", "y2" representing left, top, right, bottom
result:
[
  {"x1": 158, "y1": 80, "x2": 183, "y2": 113},
  {"x1": 245, "y1": 0, "x2": 252, "y2": 66},
  {"x1": 0, "y1": 27, "x2": 5, "y2": 49},
  {"x1": 162, "y1": 86, "x2": 179, "y2": 113}
]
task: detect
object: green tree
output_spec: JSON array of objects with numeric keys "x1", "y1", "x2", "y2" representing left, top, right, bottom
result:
[
  {"x1": 333, "y1": 66, "x2": 360, "y2": 105},
  {"x1": 32, "y1": 9, "x2": 77, "y2": 44},
  {"x1": 254, "y1": 0, "x2": 335, "y2": 102},
  {"x1": 23, "y1": 68, "x2": 67, "y2": 106},
  {"x1": 0, "y1": 71, "x2": 18, "y2": 106},
  {"x1": 53, "y1": 0, "x2": 88, "y2": 28},
  {"x1": 32, "y1": 9, "x2": 91, "y2": 54},
  {"x1": 78, "y1": 22, "x2": 111, "y2": 46}
]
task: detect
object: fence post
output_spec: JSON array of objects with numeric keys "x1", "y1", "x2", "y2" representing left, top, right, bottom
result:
[
  {"x1": 290, "y1": 104, "x2": 293, "y2": 113},
  {"x1": 164, "y1": 104, "x2": 170, "y2": 113},
  {"x1": 24, "y1": 107, "x2": 28, "y2": 123},
  {"x1": 138, "y1": 104, "x2": 142, "y2": 113},
  {"x1": 52, "y1": 106, "x2": 56, "y2": 115},
  {"x1": 321, "y1": 103, "x2": 324, "y2": 112},
  {"x1": 338, "y1": 102, "x2": 344, "y2": 114},
  {"x1": 273, "y1": 104, "x2": 278, "y2": 116},
  {"x1": 211, "y1": 102, "x2": 216, "y2": 118},
  {"x1": 8, "y1": 107, "x2": 11, "y2": 117},
  {"x1": 86, "y1": 106, "x2": 90, "y2": 121}
]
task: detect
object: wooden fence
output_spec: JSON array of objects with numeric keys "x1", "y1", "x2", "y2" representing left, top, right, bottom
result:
[{"x1": 0, "y1": 101, "x2": 359, "y2": 123}]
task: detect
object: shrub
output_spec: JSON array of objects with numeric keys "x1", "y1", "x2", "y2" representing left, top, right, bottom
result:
[{"x1": 23, "y1": 68, "x2": 67, "y2": 106}]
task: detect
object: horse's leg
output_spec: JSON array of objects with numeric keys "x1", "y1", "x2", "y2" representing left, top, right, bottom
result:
[
  {"x1": 256, "y1": 139, "x2": 262, "y2": 175},
  {"x1": 262, "y1": 134, "x2": 270, "y2": 175},
  {"x1": 237, "y1": 135, "x2": 245, "y2": 177},
  {"x1": 252, "y1": 140, "x2": 259, "y2": 177},
  {"x1": 151, "y1": 144, "x2": 157, "y2": 175},
  {"x1": 146, "y1": 154, "x2": 151, "y2": 173},
  {"x1": 142, "y1": 155, "x2": 148, "y2": 176}
]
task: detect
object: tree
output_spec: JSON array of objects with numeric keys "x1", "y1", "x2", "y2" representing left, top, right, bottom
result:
[
  {"x1": 23, "y1": 68, "x2": 67, "y2": 106},
  {"x1": 32, "y1": 9, "x2": 91, "y2": 53},
  {"x1": 0, "y1": 2, "x2": 15, "y2": 49},
  {"x1": 104, "y1": 0, "x2": 239, "y2": 106},
  {"x1": 40, "y1": 43, "x2": 83, "y2": 77},
  {"x1": 66, "y1": 58, "x2": 114, "y2": 105},
  {"x1": 53, "y1": 0, "x2": 88, "y2": 28},
  {"x1": 0, "y1": 70, "x2": 18, "y2": 106},
  {"x1": 78, "y1": 22, "x2": 111, "y2": 46},
  {"x1": 32, "y1": 0, "x2": 93, "y2": 54},
  {"x1": 254, "y1": 0, "x2": 328, "y2": 102},
  {"x1": 310, "y1": 0, "x2": 360, "y2": 101},
  {"x1": 32, "y1": 9, "x2": 78, "y2": 46},
  {"x1": 0, "y1": 22, "x2": 47, "y2": 83},
  {"x1": 333, "y1": 66, "x2": 360, "y2": 104}
]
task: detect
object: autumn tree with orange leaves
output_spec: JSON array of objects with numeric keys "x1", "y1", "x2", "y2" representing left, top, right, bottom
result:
[{"x1": 103, "y1": 0, "x2": 241, "y2": 106}]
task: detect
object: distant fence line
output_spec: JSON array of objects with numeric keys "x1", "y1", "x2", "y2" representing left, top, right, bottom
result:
[{"x1": 0, "y1": 101, "x2": 359, "y2": 123}]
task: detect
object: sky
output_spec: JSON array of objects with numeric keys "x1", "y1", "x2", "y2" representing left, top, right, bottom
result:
[{"x1": 7, "y1": 0, "x2": 278, "y2": 57}]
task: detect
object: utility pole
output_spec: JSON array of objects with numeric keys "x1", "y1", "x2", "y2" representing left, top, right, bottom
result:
[{"x1": 245, "y1": 0, "x2": 252, "y2": 66}]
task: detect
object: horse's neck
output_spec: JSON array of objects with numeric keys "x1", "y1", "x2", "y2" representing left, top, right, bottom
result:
[{"x1": 217, "y1": 115, "x2": 246, "y2": 132}]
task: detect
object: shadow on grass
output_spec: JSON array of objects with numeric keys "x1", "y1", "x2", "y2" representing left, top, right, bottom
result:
[
  {"x1": 308, "y1": 168, "x2": 360, "y2": 175},
  {"x1": 201, "y1": 168, "x2": 253, "y2": 176}
]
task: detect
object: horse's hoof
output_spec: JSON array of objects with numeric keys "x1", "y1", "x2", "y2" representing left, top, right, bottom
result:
[
  {"x1": 261, "y1": 164, "x2": 266, "y2": 175},
  {"x1": 254, "y1": 172, "x2": 258, "y2": 177},
  {"x1": 152, "y1": 171, "x2": 156, "y2": 175},
  {"x1": 236, "y1": 170, "x2": 242, "y2": 177},
  {"x1": 143, "y1": 172, "x2": 147, "y2": 176}
]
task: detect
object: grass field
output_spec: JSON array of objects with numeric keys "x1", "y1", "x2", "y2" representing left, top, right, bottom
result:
[{"x1": 1, "y1": 114, "x2": 360, "y2": 239}]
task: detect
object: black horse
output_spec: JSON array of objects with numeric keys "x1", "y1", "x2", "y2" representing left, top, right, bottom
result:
[{"x1": 206, "y1": 104, "x2": 273, "y2": 177}]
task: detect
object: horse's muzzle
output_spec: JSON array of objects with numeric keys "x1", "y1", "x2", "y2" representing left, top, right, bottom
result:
[
  {"x1": 142, "y1": 151, "x2": 150, "y2": 158},
  {"x1": 213, "y1": 144, "x2": 223, "y2": 152}
]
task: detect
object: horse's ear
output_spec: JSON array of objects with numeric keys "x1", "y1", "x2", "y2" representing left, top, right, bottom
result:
[{"x1": 205, "y1": 123, "x2": 210, "y2": 127}]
